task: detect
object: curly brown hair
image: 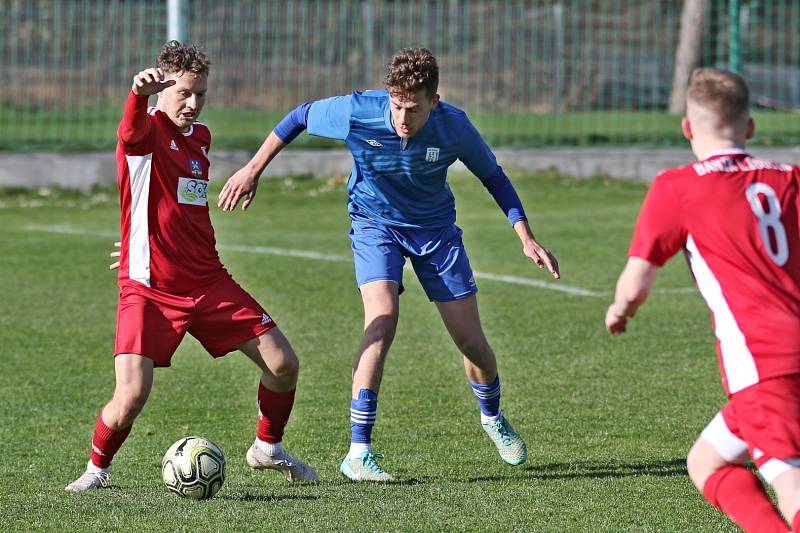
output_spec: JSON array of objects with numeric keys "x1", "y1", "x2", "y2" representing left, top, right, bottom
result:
[
  {"x1": 384, "y1": 47, "x2": 438, "y2": 99},
  {"x1": 156, "y1": 40, "x2": 211, "y2": 76},
  {"x1": 687, "y1": 68, "x2": 749, "y2": 123}
]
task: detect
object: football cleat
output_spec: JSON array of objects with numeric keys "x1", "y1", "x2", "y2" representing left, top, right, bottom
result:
[
  {"x1": 246, "y1": 443, "x2": 319, "y2": 482},
  {"x1": 340, "y1": 451, "x2": 394, "y2": 482},
  {"x1": 65, "y1": 464, "x2": 111, "y2": 493},
  {"x1": 482, "y1": 412, "x2": 528, "y2": 466}
]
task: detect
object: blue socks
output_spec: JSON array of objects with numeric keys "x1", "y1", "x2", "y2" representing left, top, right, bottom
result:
[
  {"x1": 349, "y1": 388, "x2": 378, "y2": 457},
  {"x1": 471, "y1": 375, "x2": 501, "y2": 423}
]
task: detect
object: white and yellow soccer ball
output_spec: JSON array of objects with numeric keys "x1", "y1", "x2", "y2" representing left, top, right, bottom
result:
[{"x1": 161, "y1": 436, "x2": 226, "y2": 500}]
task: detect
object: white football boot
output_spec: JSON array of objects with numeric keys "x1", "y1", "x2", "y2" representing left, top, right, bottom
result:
[
  {"x1": 65, "y1": 461, "x2": 111, "y2": 492},
  {"x1": 246, "y1": 442, "x2": 319, "y2": 482}
]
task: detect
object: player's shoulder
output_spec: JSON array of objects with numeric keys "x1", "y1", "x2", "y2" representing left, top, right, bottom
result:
[
  {"x1": 349, "y1": 89, "x2": 388, "y2": 119},
  {"x1": 191, "y1": 120, "x2": 211, "y2": 140},
  {"x1": 651, "y1": 162, "x2": 699, "y2": 185}
]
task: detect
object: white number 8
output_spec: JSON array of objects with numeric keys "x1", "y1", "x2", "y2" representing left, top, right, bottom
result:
[{"x1": 745, "y1": 182, "x2": 789, "y2": 266}]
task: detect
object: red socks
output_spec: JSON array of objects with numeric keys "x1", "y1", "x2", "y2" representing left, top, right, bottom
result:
[
  {"x1": 256, "y1": 383, "x2": 296, "y2": 444},
  {"x1": 89, "y1": 411, "x2": 132, "y2": 469},
  {"x1": 703, "y1": 465, "x2": 788, "y2": 532}
]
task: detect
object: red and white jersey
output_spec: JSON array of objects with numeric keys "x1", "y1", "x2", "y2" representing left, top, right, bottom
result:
[
  {"x1": 116, "y1": 91, "x2": 225, "y2": 294},
  {"x1": 630, "y1": 149, "x2": 800, "y2": 395}
]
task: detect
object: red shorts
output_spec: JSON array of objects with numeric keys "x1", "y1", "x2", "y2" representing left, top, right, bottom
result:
[
  {"x1": 115, "y1": 276, "x2": 277, "y2": 367},
  {"x1": 701, "y1": 375, "x2": 800, "y2": 483}
]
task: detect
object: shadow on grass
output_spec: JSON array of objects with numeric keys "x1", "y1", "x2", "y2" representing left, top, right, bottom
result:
[
  {"x1": 327, "y1": 478, "x2": 424, "y2": 487},
  {"x1": 467, "y1": 459, "x2": 687, "y2": 483},
  {"x1": 220, "y1": 493, "x2": 321, "y2": 503}
]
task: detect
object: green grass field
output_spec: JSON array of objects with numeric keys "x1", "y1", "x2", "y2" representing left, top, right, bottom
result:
[
  {"x1": 0, "y1": 172, "x2": 744, "y2": 531},
  {"x1": 3, "y1": 106, "x2": 800, "y2": 151}
]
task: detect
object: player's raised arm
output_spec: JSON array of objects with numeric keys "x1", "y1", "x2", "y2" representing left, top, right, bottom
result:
[
  {"x1": 604, "y1": 257, "x2": 659, "y2": 334},
  {"x1": 119, "y1": 68, "x2": 175, "y2": 146}
]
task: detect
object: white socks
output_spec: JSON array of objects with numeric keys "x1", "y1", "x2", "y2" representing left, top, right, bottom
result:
[
  {"x1": 255, "y1": 439, "x2": 284, "y2": 457},
  {"x1": 347, "y1": 442, "x2": 373, "y2": 459},
  {"x1": 481, "y1": 410, "x2": 501, "y2": 425},
  {"x1": 86, "y1": 460, "x2": 110, "y2": 474}
]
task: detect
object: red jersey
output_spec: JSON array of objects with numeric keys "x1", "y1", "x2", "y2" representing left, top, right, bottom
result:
[
  {"x1": 630, "y1": 149, "x2": 800, "y2": 395},
  {"x1": 116, "y1": 91, "x2": 225, "y2": 293}
]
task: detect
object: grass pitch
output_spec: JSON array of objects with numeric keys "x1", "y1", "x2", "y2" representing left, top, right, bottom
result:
[{"x1": 0, "y1": 172, "x2": 741, "y2": 531}]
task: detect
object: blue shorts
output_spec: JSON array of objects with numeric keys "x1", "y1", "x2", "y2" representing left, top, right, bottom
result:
[{"x1": 349, "y1": 216, "x2": 478, "y2": 302}]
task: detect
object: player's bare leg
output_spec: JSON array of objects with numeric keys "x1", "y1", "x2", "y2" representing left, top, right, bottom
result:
[
  {"x1": 66, "y1": 354, "x2": 154, "y2": 492},
  {"x1": 240, "y1": 329, "x2": 318, "y2": 482},
  {"x1": 341, "y1": 281, "x2": 398, "y2": 482},
  {"x1": 687, "y1": 436, "x2": 788, "y2": 530},
  {"x1": 437, "y1": 295, "x2": 527, "y2": 466},
  {"x1": 769, "y1": 467, "x2": 800, "y2": 528}
]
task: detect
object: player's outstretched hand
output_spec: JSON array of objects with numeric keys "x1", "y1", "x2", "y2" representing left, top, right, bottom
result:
[
  {"x1": 132, "y1": 68, "x2": 175, "y2": 96},
  {"x1": 110, "y1": 241, "x2": 121, "y2": 270},
  {"x1": 218, "y1": 167, "x2": 259, "y2": 211},
  {"x1": 523, "y1": 239, "x2": 560, "y2": 279},
  {"x1": 604, "y1": 303, "x2": 628, "y2": 335}
]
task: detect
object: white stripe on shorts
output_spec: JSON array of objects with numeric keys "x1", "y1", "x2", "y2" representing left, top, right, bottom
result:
[
  {"x1": 700, "y1": 412, "x2": 749, "y2": 463},
  {"x1": 759, "y1": 457, "x2": 800, "y2": 484}
]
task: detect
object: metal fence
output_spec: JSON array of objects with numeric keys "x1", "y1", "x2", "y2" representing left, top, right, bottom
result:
[{"x1": 1, "y1": 0, "x2": 799, "y2": 151}]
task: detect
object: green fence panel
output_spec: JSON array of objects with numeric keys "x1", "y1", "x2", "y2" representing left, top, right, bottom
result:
[{"x1": 1, "y1": 0, "x2": 798, "y2": 151}]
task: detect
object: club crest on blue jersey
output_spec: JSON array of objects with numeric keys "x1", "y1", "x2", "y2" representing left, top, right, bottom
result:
[
  {"x1": 425, "y1": 147, "x2": 440, "y2": 162},
  {"x1": 189, "y1": 160, "x2": 203, "y2": 177}
]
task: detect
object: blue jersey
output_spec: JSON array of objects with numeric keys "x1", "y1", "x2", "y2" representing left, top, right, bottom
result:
[{"x1": 306, "y1": 90, "x2": 501, "y2": 229}]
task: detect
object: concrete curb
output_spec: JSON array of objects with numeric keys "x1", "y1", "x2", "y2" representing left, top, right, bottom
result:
[{"x1": 3, "y1": 147, "x2": 800, "y2": 191}]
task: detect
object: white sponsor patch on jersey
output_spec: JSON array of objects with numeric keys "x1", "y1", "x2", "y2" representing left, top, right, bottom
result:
[
  {"x1": 261, "y1": 313, "x2": 273, "y2": 325},
  {"x1": 170, "y1": 139, "x2": 179, "y2": 151},
  {"x1": 177, "y1": 177, "x2": 208, "y2": 206},
  {"x1": 366, "y1": 139, "x2": 383, "y2": 147},
  {"x1": 426, "y1": 147, "x2": 440, "y2": 162}
]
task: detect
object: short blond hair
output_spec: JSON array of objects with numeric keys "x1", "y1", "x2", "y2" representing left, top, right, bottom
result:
[{"x1": 687, "y1": 68, "x2": 749, "y2": 123}]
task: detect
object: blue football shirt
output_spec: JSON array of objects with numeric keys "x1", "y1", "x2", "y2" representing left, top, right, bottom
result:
[{"x1": 306, "y1": 89, "x2": 499, "y2": 229}]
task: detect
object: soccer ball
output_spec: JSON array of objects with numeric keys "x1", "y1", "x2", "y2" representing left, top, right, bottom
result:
[{"x1": 161, "y1": 436, "x2": 226, "y2": 500}]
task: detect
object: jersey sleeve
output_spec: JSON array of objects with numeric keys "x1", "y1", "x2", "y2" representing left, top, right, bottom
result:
[
  {"x1": 306, "y1": 95, "x2": 352, "y2": 140},
  {"x1": 628, "y1": 173, "x2": 687, "y2": 266},
  {"x1": 117, "y1": 91, "x2": 153, "y2": 154},
  {"x1": 457, "y1": 115, "x2": 498, "y2": 180},
  {"x1": 478, "y1": 165, "x2": 527, "y2": 225}
]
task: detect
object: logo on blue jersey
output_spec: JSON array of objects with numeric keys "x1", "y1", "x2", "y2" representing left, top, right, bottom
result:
[
  {"x1": 189, "y1": 160, "x2": 203, "y2": 177},
  {"x1": 366, "y1": 139, "x2": 383, "y2": 147},
  {"x1": 425, "y1": 147, "x2": 440, "y2": 162}
]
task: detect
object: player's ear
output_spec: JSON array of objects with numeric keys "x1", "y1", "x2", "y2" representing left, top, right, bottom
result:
[
  {"x1": 745, "y1": 116, "x2": 755, "y2": 140},
  {"x1": 681, "y1": 117, "x2": 693, "y2": 141},
  {"x1": 430, "y1": 93, "x2": 440, "y2": 108}
]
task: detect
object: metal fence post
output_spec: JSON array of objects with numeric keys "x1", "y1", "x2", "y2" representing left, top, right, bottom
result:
[
  {"x1": 729, "y1": 0, "x2": 742, "y2": 73},
  {"x1": 167, "y1": 0, "x2": 188, "y2": 44}
]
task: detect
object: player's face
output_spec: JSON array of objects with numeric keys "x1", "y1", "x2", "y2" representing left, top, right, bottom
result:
[
  {"x1": 389, "y1": 89, "x2": 439, "y2": 139},
  {"x1": 158, "y1": 71, "x2": 208, "y2": 132}
]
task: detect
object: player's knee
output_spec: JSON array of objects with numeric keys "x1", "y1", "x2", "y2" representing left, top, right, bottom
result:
[
  {"x1": 772, "y1": 469, "x2": 800, "y2": 521},
  {"x1": 686, "y1": 442, "x2": 715, "y2": 491},
  {"x1": 364, "y1": 314, "x2": 398, "y2": 345},
  {"x1": 453, "y1": 334, "x2": 490, "y2": 360},
  {"x1": 272, "y1": 351, "x2": 299, "y2": 379}
]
